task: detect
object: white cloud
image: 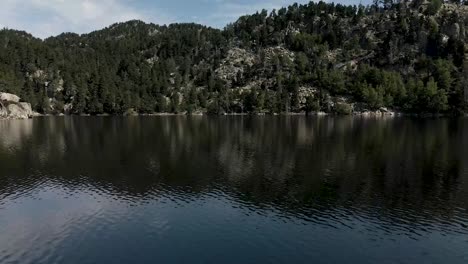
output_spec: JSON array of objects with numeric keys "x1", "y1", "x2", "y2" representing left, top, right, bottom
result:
[{"x1": 0, "y1": 0, "x2": 174, "y2": 39}]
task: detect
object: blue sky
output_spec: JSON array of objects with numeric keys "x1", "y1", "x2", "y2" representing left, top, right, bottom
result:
[{"x1": 0, "y1": 0, "x2": 368, "y2": 39}]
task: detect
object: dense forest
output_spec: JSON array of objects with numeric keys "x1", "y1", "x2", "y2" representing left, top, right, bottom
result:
[{"x1": 1, "y1": 0, "x2": 468, "y2": 115}]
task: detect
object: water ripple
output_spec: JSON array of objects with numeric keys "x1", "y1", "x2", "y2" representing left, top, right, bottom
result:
[{"x1": 1, "y1": 116, "x2": 468, "y2": 263}]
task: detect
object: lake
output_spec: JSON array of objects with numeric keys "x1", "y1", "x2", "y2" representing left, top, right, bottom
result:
[{"x1": 0, "y1": 116, "x2": 467, "y2": 264}]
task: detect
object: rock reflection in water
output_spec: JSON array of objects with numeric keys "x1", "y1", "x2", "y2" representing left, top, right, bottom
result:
[{"x1": 0, "y1": 116, "x2": 468, "y2": 264}]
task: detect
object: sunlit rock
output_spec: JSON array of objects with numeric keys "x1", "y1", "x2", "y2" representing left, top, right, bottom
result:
[{"x1": 0, "y1": 93, "x2": 20, "y2": 103}]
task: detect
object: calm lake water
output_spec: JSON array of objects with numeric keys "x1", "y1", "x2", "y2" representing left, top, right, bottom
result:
[{"x1": 0, "y1": 116, "x2": 468, "y2": 264}]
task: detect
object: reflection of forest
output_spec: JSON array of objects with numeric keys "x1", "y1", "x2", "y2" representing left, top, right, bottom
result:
[{"x1": 0, "y1": 116, "x2": 468, "y2": 224}]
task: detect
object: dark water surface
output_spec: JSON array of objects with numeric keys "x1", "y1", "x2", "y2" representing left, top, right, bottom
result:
[{"x1": 0, "y1": 116, "x2": 468, "y2": 264}]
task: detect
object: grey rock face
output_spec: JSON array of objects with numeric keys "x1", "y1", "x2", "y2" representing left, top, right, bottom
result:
[
  {"x1": 19, "y1": 102, "x2": 33, "y2": 116},
  {"x1": 448, "y1": 23, "x2": 460, "y2": 39},
  {"x1": 123, "y1": 108, "x2": 138, "y2": 116},
  {"x1": 0, "y1": 93, "x2": 20, "y2": 103},
  {"x1": 0, "y1": 93, "x2": 34, "y2": 119},
  {"x1": 0, "y1": 102, "x2": 8, "y2": 117},
  {"x1": 6, "y1": 104, "x2": 30, "y2": 119}
]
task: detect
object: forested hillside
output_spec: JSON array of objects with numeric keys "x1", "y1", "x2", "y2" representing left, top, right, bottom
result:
[{"x1": 1, "y1": 0, "x2": 468, "y2": 115}]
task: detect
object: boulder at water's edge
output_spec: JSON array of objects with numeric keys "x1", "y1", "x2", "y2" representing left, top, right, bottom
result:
[
  {"x1": 0, "y1": 92, "x2": 35, "y2": 119},
  {"x1": 0, "y1": 93, "x2": 20, "y2": 103}
]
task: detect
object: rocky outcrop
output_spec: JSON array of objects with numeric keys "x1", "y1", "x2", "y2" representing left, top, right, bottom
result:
[
  {"x1": 215, "y1": 46, "x2": 295, "y2": 87},
  {"x1": 0, "y1": 92, "x2": 35, "y2": 119},
  {"x1": 354, "y1": 107, "x2": 396, "y2": 117},
  {"x1": 215, "y1": 48, "x2": 256, "y2": 85},
  {"x1": 123, "y1": 108, "x2": 139, "y2": 116},
  {"x1": 0, "y1": 92, "x2": 20, "y2": 103}
]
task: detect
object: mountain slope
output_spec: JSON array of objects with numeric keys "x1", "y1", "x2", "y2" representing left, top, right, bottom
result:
[{"x1": 0, "y1": 1, "x2": 467, "y2": 115}]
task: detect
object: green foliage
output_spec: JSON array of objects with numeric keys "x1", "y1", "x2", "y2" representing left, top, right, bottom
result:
[
  {"x1": 334, "y1": 102, "x2": 353, "y2": 115},
  {"x1": 323, "y1": 70, "x2": 346, "y2": 95},
  {"x1": 425, "y1": 78, "x2": 448, "y2": 112},
  {"x1": 0, "y1": 1, "x2": 466, "y2": 115},
  {"x1": 426, "y1": 0, "x2": 443, "y2": 15},
  {"x1": 433, "y1": 59, "x2": 453, "y2": 91},
  {"x1": 241, "y1": 92, "x2": 257, "y2": 113},
  {"x1": 305, "y1": 96, "x2": 320, "y2": 113},
  {"x1": 0, "y1": 70, "x2": 23, "y2": 95},
  {"x1": 405, "y1": 77, "x2": 449, "y2": 113},
  {"x1": 362, "y1": 84, "x2": 384, "y2": 110}
]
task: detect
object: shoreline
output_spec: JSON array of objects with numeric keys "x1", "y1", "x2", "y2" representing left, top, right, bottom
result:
[{"x1": 3, "y1": 111, "x2": 463, "y2": 119}]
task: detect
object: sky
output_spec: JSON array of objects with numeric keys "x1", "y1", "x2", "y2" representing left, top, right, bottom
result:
[{"x1": 0, "y1": 0, "x2": 368, "y2": 39}]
